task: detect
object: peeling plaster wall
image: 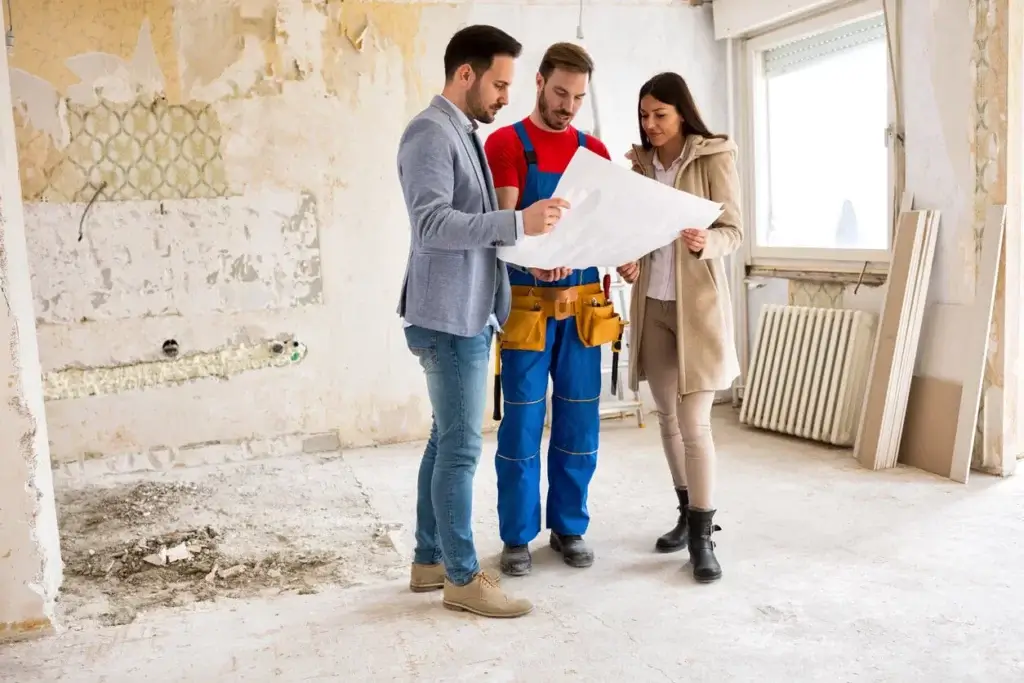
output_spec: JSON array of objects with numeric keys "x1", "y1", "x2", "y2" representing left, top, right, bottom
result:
[
  {"x1": 0, "y1": 32, "x2": 62, "y2": 638},
  {"x1": 8, "y1": 0, "x2": 725, "y2": 463},
  {"x1": 901, "y1": 1, "x2": 975, "y2": 381},
  {"x1": 26, "y1": 193, "x2": 322, "y2": 322}
]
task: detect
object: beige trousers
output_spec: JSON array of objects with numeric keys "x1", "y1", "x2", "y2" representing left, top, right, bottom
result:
[{"x1": 639, "y1": 298, "x2": 717, "y2": 510}]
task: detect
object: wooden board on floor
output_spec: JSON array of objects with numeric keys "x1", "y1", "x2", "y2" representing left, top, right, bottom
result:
[
  {"x1": 855, "y1": 213, "x2": 920, "y2": 469},
  {"x1": 855, "y1": 206, "x2": 940, "y2": 470},
  {"x1": 949, "y1": 205, "x2": 1007, "y2": 484},
  {"x1": 898, "y1": 376, "x2": 962, "y2": 476},
  {"x1": 878, "y1": 210, "x2": 940, "y2": 468}
]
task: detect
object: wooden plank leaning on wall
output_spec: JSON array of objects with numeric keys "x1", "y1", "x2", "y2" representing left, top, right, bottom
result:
[
  {"x1": 887, "y1": 206, "x2": 1007, "y2": 482},
  {"x1": 854, "y1": 195, "x2": 941, "y2": 471}
]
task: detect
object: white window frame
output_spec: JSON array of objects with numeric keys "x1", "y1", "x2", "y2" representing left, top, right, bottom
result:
[{"x1": 739, "y1": 0, "x2": 895, "y2": 270}]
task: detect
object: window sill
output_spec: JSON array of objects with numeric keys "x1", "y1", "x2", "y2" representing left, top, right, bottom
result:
[{"x1": 746, "y1": 262, "x2": 887, "y2": 286}]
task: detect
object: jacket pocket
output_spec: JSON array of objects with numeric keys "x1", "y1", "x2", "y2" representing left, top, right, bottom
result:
[
  {"x1": 422, "y1": 252, "x2": 466, "y2": 304},
  {"x1": 704, "y1": 260, "x2": 719, "y2": 294}
]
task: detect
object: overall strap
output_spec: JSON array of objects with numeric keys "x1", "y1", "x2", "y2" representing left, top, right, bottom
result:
[
  {"x1": 513, "y1": 121, "x2": 538, "y2": 167},
  {"x1": 573, "y1": 129, "x2": 588, "y2": 288}
]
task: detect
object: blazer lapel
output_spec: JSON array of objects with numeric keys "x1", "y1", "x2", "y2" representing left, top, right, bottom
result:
[
  {"x1": 474, "y1": 133, "x2": 500, "y2": 210},
  {"x1": 461, "y1": 130, "x2": 493, "y2": 210},
  {"x1": 430, "y1": 96, "x2": 493, "y2": 210}
]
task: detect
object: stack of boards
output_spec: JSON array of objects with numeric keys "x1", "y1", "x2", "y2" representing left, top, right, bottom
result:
[
  {"x1": 854, "y1": 206, "x2": 940, "y2": 471},
  {"x1": 854, "y1": 203, "x2": 1008, "y2": 481}
]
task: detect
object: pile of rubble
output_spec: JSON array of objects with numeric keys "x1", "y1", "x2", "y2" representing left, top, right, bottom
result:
[
  {"x1": 55, "y1": 463, "x2": 405, "y2": 626},
  {"x1": 68, "y1": 527, "x2": 220, "y2": 580},
  {"x1": 66, "y1": 526, "x2": 338, "y2": 593}
]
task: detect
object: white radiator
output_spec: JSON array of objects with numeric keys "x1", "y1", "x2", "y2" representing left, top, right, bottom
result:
[{"x1": 739, "y1": 305, "x2": 878, "y2": 447}]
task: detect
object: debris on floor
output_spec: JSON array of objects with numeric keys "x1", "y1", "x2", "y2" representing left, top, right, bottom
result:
[{"x1": 56, "y1": 454, "x2": 406, "y2": 628}]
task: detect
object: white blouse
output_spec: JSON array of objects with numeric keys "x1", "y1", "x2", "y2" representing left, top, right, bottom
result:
[{"x1": 646, "y1": 151, "x2": 684, "y2": 301}]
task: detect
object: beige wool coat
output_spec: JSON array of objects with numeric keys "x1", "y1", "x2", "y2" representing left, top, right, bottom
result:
[{"x1": 626, "y1": 134, "x2": 743, "y2": 396}]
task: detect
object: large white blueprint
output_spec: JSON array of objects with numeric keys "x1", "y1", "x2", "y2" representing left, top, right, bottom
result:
[{"x1": 497, "y1": 147, "x2": 724, "y2": 269}]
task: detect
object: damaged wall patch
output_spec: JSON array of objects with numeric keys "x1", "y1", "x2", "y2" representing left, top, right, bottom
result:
[
  {"x1": 44, "y1": 338, "x2": 309, "y2": 401},
  {"x1": 8, "y1": 0, "x2": 180, "y2": 103},
  {"x1": 25, "y1": 192, "x2": 323, "y2": 323}
]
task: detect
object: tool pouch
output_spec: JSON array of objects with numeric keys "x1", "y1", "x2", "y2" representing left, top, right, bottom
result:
[
  {"x1": 577, "y1": 299, "x2": 625, "y2": 348},
  {"x1": 499, "y1": 298, "x2": 548, "y2": 352}
]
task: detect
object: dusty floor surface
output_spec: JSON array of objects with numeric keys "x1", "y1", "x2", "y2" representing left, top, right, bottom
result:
[
  {"x1": 55, "y1": 452, "x2": 405, "y2": 628},
  {"x1": 3, "y1": 408, "x2": 1024, "y2": 682}
]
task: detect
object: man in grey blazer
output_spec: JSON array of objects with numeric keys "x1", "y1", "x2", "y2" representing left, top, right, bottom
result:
[{"x1": 396, "y1": 24, "x2": 569, "y2": 619}]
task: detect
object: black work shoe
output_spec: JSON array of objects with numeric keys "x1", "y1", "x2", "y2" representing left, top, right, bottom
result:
[
  {"x1": 549, "y1": 532, "x2": 594, "y2": 568},
  {"x1": 686, "y1": 508, "x2": 722, "y2": 583},
  {"x1": 500, "y1": 544, "x2": 532, "y2": 577},
  {"x1": 655, "y1": 487, "x2": 689, "y2": 553}
]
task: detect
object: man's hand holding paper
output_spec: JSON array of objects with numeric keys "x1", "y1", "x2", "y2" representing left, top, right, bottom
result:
[
  {"x1": 521, "y1": 197, "x2": 571, "y2": 236},
  {"x1": 530, "y1": 267, "x2": 573, "y2": 282}
]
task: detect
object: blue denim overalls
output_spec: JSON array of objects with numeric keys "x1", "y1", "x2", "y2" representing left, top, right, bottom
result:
[{"x1": 495, "y1": 121, "x2": 602, "y2": 546}]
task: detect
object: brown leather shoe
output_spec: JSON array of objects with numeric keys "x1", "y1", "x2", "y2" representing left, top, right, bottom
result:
[
  {"x1": 409, "y1": 563, "x2": 501, "y2": 593},
  {"x1": 409, "y1": 563, "x2": 446, "y2": 593},
  {"x1": 442, "y1": 572, "x2": 532, "y2": 618}
]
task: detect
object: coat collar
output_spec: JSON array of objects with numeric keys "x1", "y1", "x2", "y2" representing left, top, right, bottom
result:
[
  {"x1": 428, "y1": 94, "x2": 494, "y2": 210},
  {"x1": 431, "y1": 94, "x2": 478, "y2": 134},
  {"x1": 630, "y1": 134, "x2": 736, "y2": 183}
]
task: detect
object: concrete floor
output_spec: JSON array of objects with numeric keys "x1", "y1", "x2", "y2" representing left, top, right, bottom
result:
[{"x1": 3, "y1": 408, "x2": 1024, "y2": 682}]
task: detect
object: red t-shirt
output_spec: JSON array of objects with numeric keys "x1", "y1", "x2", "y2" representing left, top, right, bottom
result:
[{"x1": 484, "y1": 117, "x2": 611, "y2": 207}]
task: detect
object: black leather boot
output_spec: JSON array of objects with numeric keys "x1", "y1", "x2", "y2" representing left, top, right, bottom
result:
[
  {"x1": 686, "y1": 508, "x2": 722, "y2": 583},
  {"x1": 655, "y1": 488, "x2": 689, "y2": 553},
  {"x1": 500, "y1": 544, "x2": 532, "y2": 577},
  {"x1": 549, "y1": 532, "x2": 594, "y2": 568}
]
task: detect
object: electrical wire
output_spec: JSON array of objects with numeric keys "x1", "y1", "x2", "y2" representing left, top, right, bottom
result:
[
  {"x1": 882, "y1": 0, "x2": 906, "y2": 229},
  {"x1": 575, "y1": 0, "x2": 602, "y2": 139}
]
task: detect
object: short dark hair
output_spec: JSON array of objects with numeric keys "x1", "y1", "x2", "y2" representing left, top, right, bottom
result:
[
  {"x1": 443, "y1": 25, "x2": 522, "y2": 80},
  {"x1": 538, "y1": 42, "x2": 594, "y2": 80}
]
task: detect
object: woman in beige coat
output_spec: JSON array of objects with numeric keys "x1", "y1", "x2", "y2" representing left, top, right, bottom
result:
[{"x1": 617, "y1": 72, "x2": 742, "y2": 583}]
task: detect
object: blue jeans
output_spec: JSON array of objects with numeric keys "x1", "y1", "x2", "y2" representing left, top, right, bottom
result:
[{"x1": 405, "y1": 324, "x2": 493, "y2": 586}]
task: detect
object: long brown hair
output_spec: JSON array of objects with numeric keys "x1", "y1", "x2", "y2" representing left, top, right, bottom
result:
[{"x1": 637, "y1": 72, "x2": 721, "y2": 150}]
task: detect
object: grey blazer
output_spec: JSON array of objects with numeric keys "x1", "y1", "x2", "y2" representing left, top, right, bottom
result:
[{"x1": 396, "y1": 95, "x2": 520, "y2": 338}]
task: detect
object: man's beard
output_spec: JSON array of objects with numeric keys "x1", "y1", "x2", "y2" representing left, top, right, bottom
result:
[
  {"x1": 467, "y1": 84, "x2": 498, "y2": 124},
  {"x1": 538, "y1": 90, "x2": 573, "y2": 130}
]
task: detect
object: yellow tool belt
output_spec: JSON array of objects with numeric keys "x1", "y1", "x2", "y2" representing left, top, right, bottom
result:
[{"x1": 499, "y1": 283, "x2": 625, "y2": 352}]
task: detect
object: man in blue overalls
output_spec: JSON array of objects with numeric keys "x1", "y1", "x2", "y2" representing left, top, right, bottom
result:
[{"x1": 483, "y1": 42, "x2": 615, "y2": 576}]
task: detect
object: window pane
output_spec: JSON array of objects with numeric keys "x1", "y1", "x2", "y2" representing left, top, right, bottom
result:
[{"x1": 761, "y1": 37, "x2": 888, "y2": 250}]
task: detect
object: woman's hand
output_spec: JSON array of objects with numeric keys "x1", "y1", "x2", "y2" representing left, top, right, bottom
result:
[
  {"x1": 617, "y1": 261, "x2": 640, "y2": 284},
  {"x1": 680, "y1": 228, "x2": 706, "y2": 254}
]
